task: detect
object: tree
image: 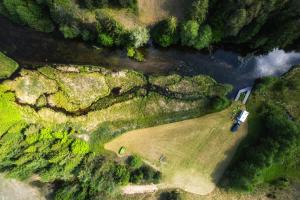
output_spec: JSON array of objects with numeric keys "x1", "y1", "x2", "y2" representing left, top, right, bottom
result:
[
  {"x1": 129, "y1": 26, "x2": 150, "y2": 48},
  {"x1": 159, "y1": 190, "x2": 182, "y2": 200},
  {"x1": 112, "y1": 164, "x2": 130, "y2": 185},
  {"x1": 84, "y1": 0, "x2": 108, "y2": 9},
  {"x1": 180, "y1": 20, "x2": 199, "y2": 47},
  {"x1": 2, "y1": 0, "x2": 54, "y2": 32},
  {"x1": 127, "y1": 154, "x2": 143, "y2": 169},
  {"x1": 227, "y1": 9, "x2": 247, "y2": 36},
  {"x1": 71, "y1": 140, "x2": 90, "y2": 155},
  {"x1": 190, "y1": 0, "x2": 209, "y2": 25},
  {"x1": 194, "y1": 25, "x2": 212, "y2": 49},
  {"x1": 59, "y1": 25, "x2": 80, "y2": 39},
  {"x1": 98, "y1": 33, "x2": 114, "y2": 47},
  {"x1": 152, "y1": 17, "x2": 178, "y2": 47},
  {"x1": 118, "y1": 0, "x2": 137, "y2": 11}
]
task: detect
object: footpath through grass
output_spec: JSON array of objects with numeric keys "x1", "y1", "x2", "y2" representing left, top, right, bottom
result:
[{"x1": 105, "y1": 103, "x2": 247, "y2": 195}]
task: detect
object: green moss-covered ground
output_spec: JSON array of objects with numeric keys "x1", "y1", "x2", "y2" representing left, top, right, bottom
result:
[{"x1": 0, "y1": 52, "x2": 19, "y2": 79}]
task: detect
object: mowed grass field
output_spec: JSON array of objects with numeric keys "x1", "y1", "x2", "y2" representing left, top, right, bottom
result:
[{"x1": 105, "y1": 104, "x2": 247, "y2": 195}]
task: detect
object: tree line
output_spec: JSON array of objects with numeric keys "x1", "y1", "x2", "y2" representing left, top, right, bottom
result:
[
  {"x1": 1, "y1": 0, "x2": 299, "y2": 51},
  {"x1": 152, "y1": 0, "x2": 300, "y2": 51}
]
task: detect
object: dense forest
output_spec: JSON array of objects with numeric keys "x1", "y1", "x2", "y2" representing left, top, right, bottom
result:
[{"x1": 0, "y1": 0, "x2": 299, "y2": 52}]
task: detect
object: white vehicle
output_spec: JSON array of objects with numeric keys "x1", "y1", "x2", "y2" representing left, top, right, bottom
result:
[
  {"x1": 231, "y1": 110, "x2": 249, "y2": 132},
  {"x1": 237, "y1": 110, "x2": 249, "y2": 123}
]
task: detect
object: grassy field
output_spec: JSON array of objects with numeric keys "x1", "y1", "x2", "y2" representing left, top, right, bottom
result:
[{"x1": 105, "y1": 103, "x2": 247, "y2": 195}]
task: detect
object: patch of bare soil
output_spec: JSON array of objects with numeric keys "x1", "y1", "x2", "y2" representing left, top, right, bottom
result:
[
  {"x1": 138, "y1": 0, "x2": 191, "y2": 25},
  {"x1": 122, "y1": 184, "x2": 158, "y2": 194},
  {"x1": 0, "y1": 175, "x2": 45, "y2": 200}
]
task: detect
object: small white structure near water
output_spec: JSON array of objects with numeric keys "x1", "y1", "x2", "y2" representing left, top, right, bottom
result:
[{"x1": 235, "y1": 87, "x2": 252, "y2": 104}]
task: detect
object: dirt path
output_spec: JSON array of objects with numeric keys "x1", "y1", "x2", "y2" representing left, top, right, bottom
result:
[
  {"x1": 0, "y1": 175, "x2": 45, "y2": 200},
  {"x1": 122, "y1": 184, "x2": 158, "y2": 194}
]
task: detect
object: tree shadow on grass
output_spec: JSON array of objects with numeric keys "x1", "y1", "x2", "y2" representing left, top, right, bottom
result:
[{"x1": 209, "y1": 134, "x2": 247, "y2": 190}]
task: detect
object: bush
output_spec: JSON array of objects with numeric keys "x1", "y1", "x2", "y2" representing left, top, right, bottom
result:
[
  {"x1": 98, "y1": 33, "x2": 114, "y2": 47},
  {"x1": 133, "y1": 50, "x2": 144, "y2": 62},
  {"x1": 71, "y1": 140, "x2": 90, "y2": 155},
  {"x1": 118, "y1": 0, "x2": 137, "y2": 12},
  {"x1": 194, "y1": 25, "x2": 213, "y2": 50},
  {"x1": 2, "y1": 0, "x2": 54, "y2": 32},
  {"x1": 152, "y1": 17, "x2": 178, "y2": 47},
  {"x1": 127, "y1": 155, "x2": 143, "y2": 169},
  {"x1": 210, "y1": 96, "x2": 229, "y2": 112},
  {"x1": 189, "y1": 0, "x2": 209, "y2": 25},
  {"x1": 127, "y1": 47, "x2": 135, "y2": 58},
  {"x1": 95, "y1": 11, "x2": 125, "y2": 46},
  {"x1": 129, "y1": 26, "x2": 150, "y2": 48},
  {"x1": 59, "y1": 25, "x2": 80, "y2": 39},
  {"x1": 112, "y1": 164, "x2": 130, "y2": 185},
  {"x1": 84, "y1": 0, "x2": 108, "y2": 9},
  {"x1": 159, "y1": 190, "x2": 182, "y2": 200},
  {"x1": 180, "y1": 20, "x2": 199, "y2": 47}
]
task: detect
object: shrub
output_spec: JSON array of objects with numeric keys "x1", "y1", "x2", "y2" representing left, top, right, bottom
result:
[
  {"x1": 180, "y1": 20, "x2": 199, "y2": 47},
  {"x1": 127, "y1": 155, "x2": 143, "y2": 169},
  {"x1": 2, "y1": 0, "x2": 54, "y2": 32},
  {"x1": 71, "y1": 140, "x2": 90, "y2": 155},
  {"x1": 210, "y1": 96, "x2": 229, "y2": 112},
  {"x1": 98, "y1": 33, "x2": 114, "y2": 47},
  {"x1": 159, "y1": 190, "x2": 182, "y2": 200},
  {"x1": 130, "y1": 168, "x2": 144, "y2": 183},
  {"x1": 129, "y1": 26, "x2": 150, "y2": 48},
  {"x1": 118, "y1": 0, "x2": 137, "y2": 12},
  {"x1": 133, "y1": 50, "x2": 144, "y2": 62},
  {"x1": 152, "y1": 17, "x2": 178, "y2": 47},
  {"x1": 59, "y1": 25, "x2": 80, "y2": 39},
  {"x1": 112, "y1": 164, "x2": 130, "y2": 185},
  {"x1": 84, "y1": 0, "x2": 108, "y2": 9},
  {"x1": 194, "y1": 25, "x2": 213, "y2": 50},
  {"x1": 189, "y1": 0, "x2": 209, "y2": 25},
  {"x1": 127, "y1": 47, "x2": 135, "y2": 58}
]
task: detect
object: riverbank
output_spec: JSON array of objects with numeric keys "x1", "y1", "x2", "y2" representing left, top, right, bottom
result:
[{"x1": 1, "y1": 16, "x2": 300, "y2": 95}]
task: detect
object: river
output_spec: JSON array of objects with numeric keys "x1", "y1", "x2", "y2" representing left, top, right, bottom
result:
[{"x1": 1, "y1": 16, "x2": 300, "y2": 94}]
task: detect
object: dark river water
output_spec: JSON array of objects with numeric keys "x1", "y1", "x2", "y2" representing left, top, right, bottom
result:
[{"x1": 1, "y1": 16, "x2": 300, "y2": 94}]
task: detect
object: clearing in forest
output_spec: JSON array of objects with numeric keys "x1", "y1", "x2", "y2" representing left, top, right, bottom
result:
[
  {"x1": 105, "y1": 104, "x2": 247, "y2": 195},
  {"x1": 106, "y1": 0, "x2": 191, "y2": 29},
  {"x1": 137, "y1": 0, "x2": 191, "y2": 25}
]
